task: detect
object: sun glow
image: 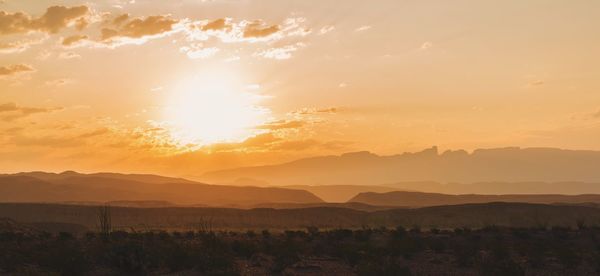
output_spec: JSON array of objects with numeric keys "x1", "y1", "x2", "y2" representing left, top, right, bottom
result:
[{"x1": 163, "y1": 72, "x2": 270, "y2": 146}]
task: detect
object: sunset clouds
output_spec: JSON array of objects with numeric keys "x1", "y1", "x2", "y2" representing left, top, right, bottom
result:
[
  {"x1": 1, "y1": 2, "x2": 317, "y2": 62},
  {"x1": 0, "y1": 102, "x2": 62, "y2": 121},
  {"x1": 0, "y1": 64, "x2": 34, "y2": 76},
  {"x1": 100, "y1": 15, "x2": 178, "y2": 43},
  {"x1": 0, "y1": 5, "x2": 88, "y2": 35},
  {"x1": 2, "y1": 0, "x2": 600, "y2": 177}
]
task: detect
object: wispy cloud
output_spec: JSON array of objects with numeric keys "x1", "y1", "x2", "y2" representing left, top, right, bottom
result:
[
  {"x1": 255, "y1": 43, "x2": 306, "y2": 60},
  {"x1": 0, "y1": 64, "x2": 35, "y2": 77},
  {"x1": 355, "y1": 25, "x2": 372, "y2": 32},
  {"x1": 0, "y1": 5, "x2": 89, "y2": 35},
  {"x1": 0, "y1": 102, "x2": 63, "y2": 121}
]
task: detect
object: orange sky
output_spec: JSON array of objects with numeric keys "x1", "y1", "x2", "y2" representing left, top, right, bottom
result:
[{"x1": 1, "y1": 0, "x2": 600, "y2": 178}]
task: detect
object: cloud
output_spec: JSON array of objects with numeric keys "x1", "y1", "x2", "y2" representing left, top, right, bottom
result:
[
  {"x1": 240, "y1": 133, "x2": 281, "y2": 148},
  {"x1": 78, "y1": 128, "x2": 110, "y2": 138},
  {"x1": 58, "y1": 51, "x2": 81, "y2": 59},
  {"x1": 243, "y1": 20, "x2": 280, "y2": 38},
  {"x1": 292, "y1": 107, "x2": 340, "y2": 115},
  {"x1": 100, "y1": 15, "x2": 179, "y2": 42},
  {"x1": 255, "y1": 43, "x2": 305, "y2": 60},
  {"x1": 0, "y1": 5, "x2": 89, "y2": 35},
  {"x1": 316, "y1": 107, "x2": 338, "y2": 113},
  {"x1": 355, "y1": 25, "x2": 372, "y2": 32},
  {"x1": 257, "y1": 120, "x2": 305, "y2": 130},
  {"x1": 319, "y1": 25, "x2": 335, "y2": 35},
  {"x1": 0, "y1": 38, "x2": 43, "y2": 54},
  {"x1": 529, "y1": 80, "x2": 544, "y2": 86},
  {"x1": 207, "y1": 133, "x2": 281, "y2": 152},
  {"x1": 0, "y1": 64, "x2": 35, "y2": 77},
  {"x1": 1, "y1": 127, "x2": 24, "y2": 135},
  {"x1": 179, "y1": 43, "x2": 219, "y2": 59},
  {"x1": 272, "y1": 139, "x2": 319, "y2": 151},
  {"x1": 112, "y1": 13, "x2": 130, "y2": 25},
  {"x1": 0, "y1": 102, "x2": 62, "y2": 121},
  {"x1": 202, "y1": 18, "x2": 232, "y2": 31},
  {"x1": 0, "y1": 41, "x2": 27, "y2": 53},
  {"x1": 9, "y1": 135, "x2": 82, "y2": 148},
  {"x1": 0, "y1": 11, "x2": 34, "y2": 35},
  {"x1": 185, "y1": 17, "x2": 309, "y2": 44},
  {"x1": 35, "y1": 6, "x2": 89, "y2": 33},
  {"x1": 45, "y1": 78, "x2": 73, "y2": 87},
  {"x1": 62, "y1": 34, "x2": 88, "y2": 46},
  {"x1": 420, "y1": 41, "x2": 433, "y2": 50}
]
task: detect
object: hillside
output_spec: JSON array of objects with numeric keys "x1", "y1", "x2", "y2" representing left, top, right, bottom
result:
[
  {"x1": 385, "y1": 181, "x2": 600, "y2": 195},
  {"x1": 1, "y1": 202, "x2": 600, "y2": 230},
  {"x1": 349, "y1": 190, "x2": 600, "y2": 207},
  {"x1": 201, "y1": 147, "x2": 600, "y2": 189},
  {"x1": 0, "y1": 172, "x2": 323, "y2": 206},
  {"x1": 282, "y1": 185, "x2": 399, "y2": 202}
]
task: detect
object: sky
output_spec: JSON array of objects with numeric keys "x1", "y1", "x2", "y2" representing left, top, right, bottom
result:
[{"x1": 1, "y1": 0, "x2": 600, "y2": 178}]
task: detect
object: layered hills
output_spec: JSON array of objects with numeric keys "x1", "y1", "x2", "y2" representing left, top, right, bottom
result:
[{"x1": 0, "y1": 171, "x2": 323, "y2": 207}]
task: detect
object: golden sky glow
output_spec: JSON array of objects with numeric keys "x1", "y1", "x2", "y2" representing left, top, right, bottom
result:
[{"x1": 1, "y1": 0, "x2": 600, "y2": 178}]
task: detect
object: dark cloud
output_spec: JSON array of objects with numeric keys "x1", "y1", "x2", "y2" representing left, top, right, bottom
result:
[
  {"x1": 243, "y1": 21, "x2": 280, "y2": 38},
  {"x1": 62, "y1": 34, "x2": 87, "y2": 46},
  {"x1": 202, "y1": 18, "x2": 231, "y2": 31},
  {"x1": 0, "y1": 11, "x2": 32, "y2": 35},
  {"x1": 0, "y1": 5, "x2": 89, "y2": 35},
  {"x1": 33, "y1": 5, "x2": 89, "y2": 33},
  {"x1": 112, "y1": 13, "x2": 130, "y2": 25},
  {"x1": 317, "y1": 107, "x2": 338, "y2": 113},
  {"x1": 0, "y1": 64, "x2": 34, "y2": 76},
  {"x1": 101, "y1": 15, "x2": 178, "y2": 41},
  {"x1": 0, "y1": 102, "x2": 62, "y2": 121},
  {"x1": 78, "y1": 128, "x2": 109, "y2": 138}
]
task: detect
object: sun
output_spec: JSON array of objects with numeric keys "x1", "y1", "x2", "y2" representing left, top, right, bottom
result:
[{"x1": 162, "y1": 72, "x2": 269, "y2": 146}]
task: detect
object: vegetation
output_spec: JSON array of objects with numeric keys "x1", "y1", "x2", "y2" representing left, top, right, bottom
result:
[
  {"x1": 4, "y1": 202, "x2": 600, "y2": 232},
  {"x1": 2, "y1": 224, "x2": 600, "y2": 275}
]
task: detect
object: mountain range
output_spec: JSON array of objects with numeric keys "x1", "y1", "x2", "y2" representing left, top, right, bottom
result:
[
  {"x1": 201, "y1": 147, "x2": 600, "y2": 191},
  {"x1": 349, "y1": 191, "x2": 600, "y2": 207},
  {"x1": 0, "y1": 171, "x2": 322, "y2": 206}
]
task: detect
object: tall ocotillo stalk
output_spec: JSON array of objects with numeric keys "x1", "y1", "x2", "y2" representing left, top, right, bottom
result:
[{"x1": 97, "y1": 205, "x2": 112, "y2": 238}]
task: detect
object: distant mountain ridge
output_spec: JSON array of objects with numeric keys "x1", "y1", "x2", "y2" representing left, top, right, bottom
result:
[
  {"x1": 8, "y1": 171, "x2": 194, "y2": 184},
  {"x1": 0, "y1": 171, "x2": 323, "y2": 206},
  {"x1": 349, "y1": 191, "x2": 600, "y2": 207},
  {"x1": 283, "y1": 185, "x2": 399, "y2": 202},
  {"x1": 202, "y1": 147, "x2": 600, "y2": 190},
  {"x1": 384, "y1": 181, "x2": 600, "y2": 195}
]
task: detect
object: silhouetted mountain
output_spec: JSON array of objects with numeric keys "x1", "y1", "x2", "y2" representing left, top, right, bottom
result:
[
  {"x1": 385, "y1": 181, "x2": 600, "y2": 195},
  {"x1": 10, "y1": 171, "x2": 194, "y2": 184},
  {"x1": 202, "y1": 147, "x2": 600, "y2": 193},
  {"x1": 349, "y1": 191, "x2": 600, "y2": 207},
  {"x1": 283, "y1": 185, "x2": 399, "y2": 202},
  {"x1": 247, "y1": 202, "x2": 397, "y2": 211},
  {"x1": 0, "y1": 172, "x2": 323, "y2": 206}
]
